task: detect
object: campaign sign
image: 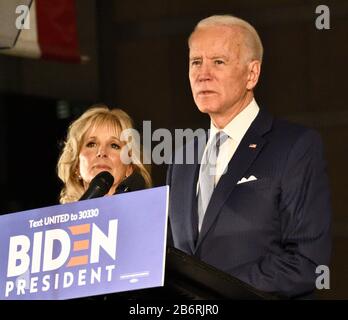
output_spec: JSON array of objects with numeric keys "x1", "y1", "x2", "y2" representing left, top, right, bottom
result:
[{"x1": 0, "y1": 186, "x2": 169, "y2": 300}]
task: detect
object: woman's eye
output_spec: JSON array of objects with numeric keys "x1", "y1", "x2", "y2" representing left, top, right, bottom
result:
[
  {"x1": 111, "y1": 143, "x2": 120, "y2": 150},
  {"x1": 86, "y1": 141, "x2": 96, "y2": 148}
]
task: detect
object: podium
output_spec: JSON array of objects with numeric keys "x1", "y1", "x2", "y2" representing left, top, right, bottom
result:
[
  {"x1": 0, "y1": 186, "x2": 279, "y2": 300},
  {"x1": 110, "y1": 246, "x2": 280, "y2": 300}
]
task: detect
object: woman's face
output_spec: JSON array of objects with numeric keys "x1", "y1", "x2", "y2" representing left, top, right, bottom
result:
[{"x1": 78, "y1": 123, "x2": 132, "y2": 195}]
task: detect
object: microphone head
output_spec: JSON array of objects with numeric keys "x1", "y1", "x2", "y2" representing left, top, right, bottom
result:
[
  {"x1": 79, "y1": 171, "x2": 114, "y2": 201},
  {"x1": 115, "y1": 172, "x2": 146, "y2": 194},
  {"x1": 90, "y1": 171, "x2": 114, "y2": 190}
]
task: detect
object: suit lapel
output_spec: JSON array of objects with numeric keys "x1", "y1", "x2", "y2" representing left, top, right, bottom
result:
[
  {"x1": 195, "y1": 109, "x2": 274, "y2": 250},
  {"x1": 180, "y1": 131, "x2": 207, "y2": 253}
]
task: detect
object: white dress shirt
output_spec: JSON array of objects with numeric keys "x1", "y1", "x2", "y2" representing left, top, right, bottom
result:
[{"x1": 197, "y1": 98, "x2": 260, "y2": 192}]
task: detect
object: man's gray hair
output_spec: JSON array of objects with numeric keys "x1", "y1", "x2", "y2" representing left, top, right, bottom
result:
[{"x1": 189, "y1": 15, "x2": 264, "y2": 63}]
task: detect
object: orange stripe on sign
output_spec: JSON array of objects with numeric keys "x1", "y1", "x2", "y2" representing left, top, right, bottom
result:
[
  {"x1": 73, "y1": 240, "x2": 89, "y2": 251},
  {"x1": 67, "y1": 255, "x2": 88, "y2": 267},
  {"x1": 73, "y1": 240, "x2": 90, "y2": 251},
  {"x1": 69, "y1": 224, "x2": 90, "y2": 235}
]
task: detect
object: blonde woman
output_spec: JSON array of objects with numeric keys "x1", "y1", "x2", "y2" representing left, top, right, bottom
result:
[{"x1": 57, "y1": 105, "x2": 151, "y2": 204}]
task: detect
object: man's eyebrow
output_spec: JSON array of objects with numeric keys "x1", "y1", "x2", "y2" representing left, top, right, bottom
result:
[
  {"x1": 189, "y1": 55, "x2": 230, "y2": 61},
  {"x1": 189, "y1": 56, "x2": 202, "y2": 61},
  {"x1": 209, "y1": 55, "x2": 230, "y2": 61}
]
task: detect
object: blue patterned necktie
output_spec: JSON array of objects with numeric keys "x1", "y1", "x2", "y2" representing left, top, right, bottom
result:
[{"x1": 197, "y1": 131, "x2": 228, "y2": 232}]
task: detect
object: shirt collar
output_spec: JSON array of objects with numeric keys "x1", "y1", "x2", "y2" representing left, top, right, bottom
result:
[{"x1": 209, "y1": 98, "x2": 260, "y2": 144}]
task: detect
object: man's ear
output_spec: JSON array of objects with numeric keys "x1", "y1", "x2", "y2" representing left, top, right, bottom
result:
[{"x1": 246, "y1": 60, "x2": 261, "y2": 90}]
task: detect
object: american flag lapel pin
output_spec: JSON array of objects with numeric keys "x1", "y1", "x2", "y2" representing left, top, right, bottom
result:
[{"x1": 249, "y1": 143, "x2": 257, "y2": 149}]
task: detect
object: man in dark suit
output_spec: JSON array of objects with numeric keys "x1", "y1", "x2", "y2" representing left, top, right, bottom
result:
[{"x1": 166, "y1": 15, "x2": 331, "y2": 298}]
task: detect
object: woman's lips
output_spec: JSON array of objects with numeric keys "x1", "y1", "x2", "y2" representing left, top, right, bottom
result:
[{"x1": 93, "y1": 165, "x2": 112, "y2": 171}]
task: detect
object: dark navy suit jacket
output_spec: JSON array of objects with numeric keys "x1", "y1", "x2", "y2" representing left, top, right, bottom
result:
[{"x1": 166, "y1": 108, "x2": 331, "y2": 298}]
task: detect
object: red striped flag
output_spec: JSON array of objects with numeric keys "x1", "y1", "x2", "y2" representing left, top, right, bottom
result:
[{"x1": 0, "y1": 0, "x2": 81, "y2": 63}]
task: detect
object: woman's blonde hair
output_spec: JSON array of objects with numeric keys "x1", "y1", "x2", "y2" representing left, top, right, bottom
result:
[{"x1": 57, "y1": 105, "x2": 152, "y2": 203}]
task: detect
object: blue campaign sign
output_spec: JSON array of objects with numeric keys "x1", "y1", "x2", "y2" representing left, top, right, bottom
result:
[{"x1": 0, "y1": 186, "x2": 169, "y2": 300}]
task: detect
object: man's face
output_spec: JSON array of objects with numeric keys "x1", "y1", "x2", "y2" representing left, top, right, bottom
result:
[{"x1": 189, "y1": 25, "x2": 251, "y2": 118}]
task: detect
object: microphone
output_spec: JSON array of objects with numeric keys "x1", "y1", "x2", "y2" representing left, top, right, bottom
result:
[
  {"x1": 79, "y1": 171, "x2": 114, "y2": 201},
  {"x1": 114, "y1": 171, "x2": 146, "y2": 194}
]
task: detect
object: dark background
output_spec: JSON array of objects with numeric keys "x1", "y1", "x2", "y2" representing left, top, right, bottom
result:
[{"x1": 0, "y1": 0, "x2": 347, "y2": 299}]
